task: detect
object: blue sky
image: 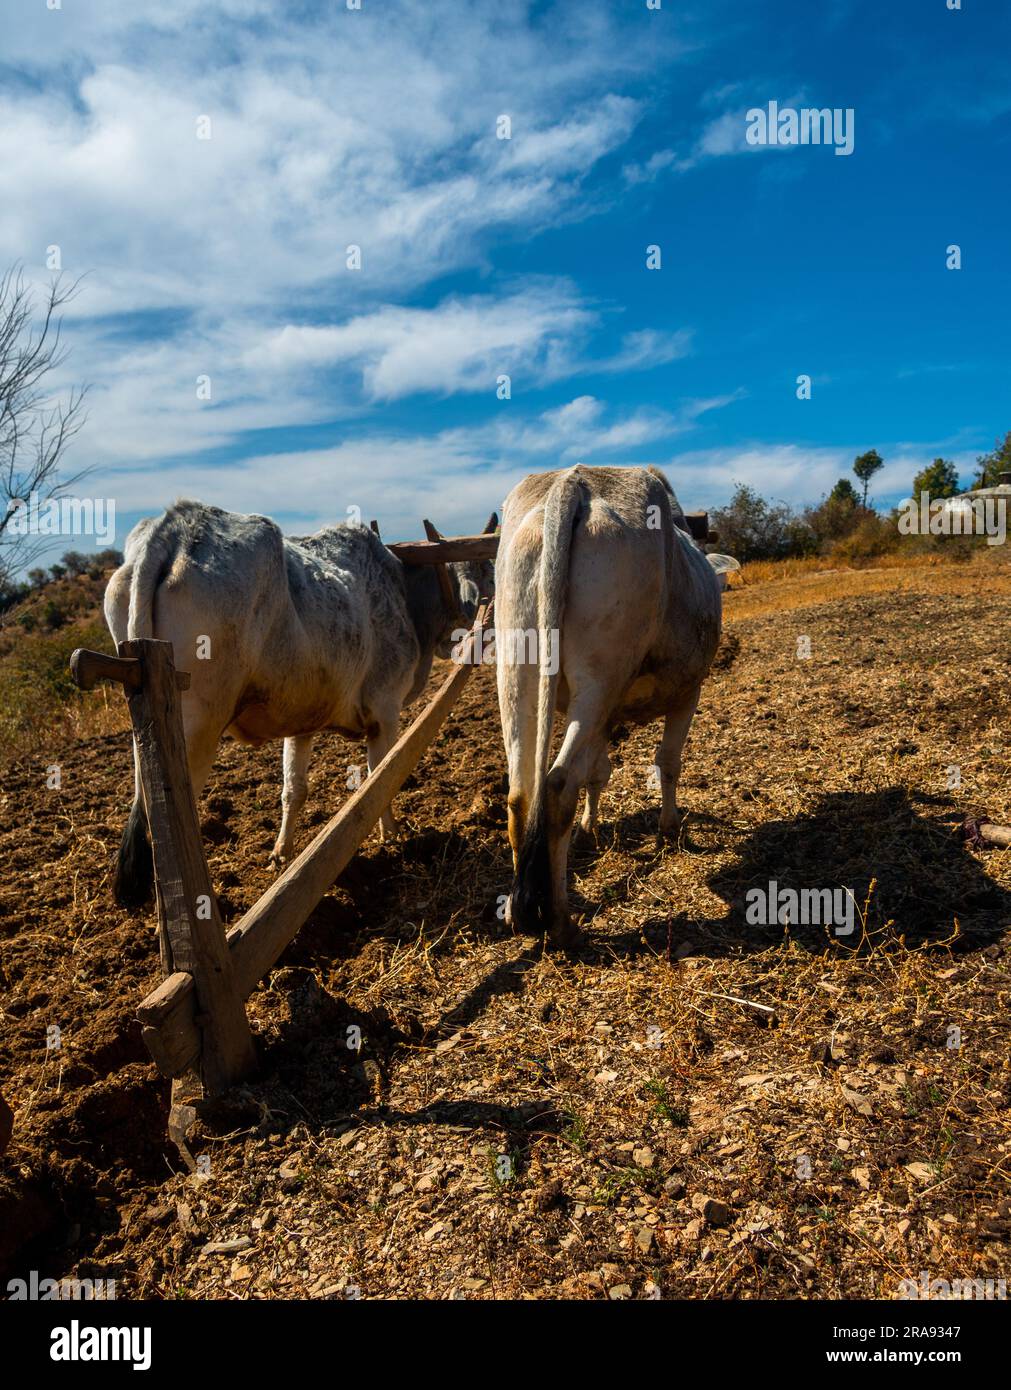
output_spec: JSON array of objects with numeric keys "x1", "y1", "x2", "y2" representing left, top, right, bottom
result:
[{"x1": 1, "y1": 0, "x2": 1009, "y2": 557}]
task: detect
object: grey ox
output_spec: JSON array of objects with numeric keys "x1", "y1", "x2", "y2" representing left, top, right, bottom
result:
[
  {"x1": 105, "y1": 500, "x2": 493, "y2": 908},
  {"x1": 496, "y1": 464, "x2": 738, "y2": 946}
]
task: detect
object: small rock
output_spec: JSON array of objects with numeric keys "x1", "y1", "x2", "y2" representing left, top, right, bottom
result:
[
  {"x1": 608, "y1": 1284, "x2": 633, "y2": 1300},
  {"x1": 202, "y1": 1236, "x2": 253, "y2": 1257},
  {"x1": 175, "y1": 1201, "x2": 198, "y2": 1233},
  {"x1": 691, "y1": 1194, "x2": 732, "y2": 1228},
  {"x1": 841, "y1": 1085, "x2": 873, "y2": 1117},
  {"x1": 278, "y1": 1159, "x2": 301, "y2": 1191},
  {"x1": 635, "y1": 1226, "x2": 653, "y2": 1254},
  {"x1": 533, "y1": 1178, "x2": 564, "y2": 1212}
]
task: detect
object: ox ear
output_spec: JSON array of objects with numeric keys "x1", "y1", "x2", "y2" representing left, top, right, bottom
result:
[{"x1": 483, "y1": 513, "x2": 498, "y2": 534}]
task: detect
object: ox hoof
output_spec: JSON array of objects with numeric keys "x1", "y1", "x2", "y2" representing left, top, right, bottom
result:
[
  {"x1": 656, "y1": 817, "x2": 683, "y2": 849},
  {"x1": 574, "y1": 820, "x2": 600, "y2": 849},
  {"x1": 549, "y1": 918, "x2": 583, "y2": 951}
]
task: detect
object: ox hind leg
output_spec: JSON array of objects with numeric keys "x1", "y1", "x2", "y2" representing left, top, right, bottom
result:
[
  {"x1": 271, "y1": 734, "x2": 314, "y2": 868},
  {"x1": 655, "y1": 690, "x2": 701, "y2": 844},
  {"x1": 498, "y1": 657, "x2": 539, "y2": 928},
  {"x1": 502, "y1": 671, "x2": 539, "y2": 874},
  {"x1": 513, "y1": 694, "x2": 608, "y2": 947},
  {"x1": 367, "y1": 710, "x2": 401, "y2": 842},
  {"x1": 115, "y1": 742, "x2": 155, "y2": 909},
  {"x1": 578, "y1": 739, "x2": 611, "y2": 843},
  {"x1": 104, "y1": 564, "x2": 153, "y2": 908}
]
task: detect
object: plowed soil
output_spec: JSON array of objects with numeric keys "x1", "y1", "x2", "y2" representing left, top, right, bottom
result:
[{"x1": 1, "y1": 563, "x2": 1010, "y2": 1299}]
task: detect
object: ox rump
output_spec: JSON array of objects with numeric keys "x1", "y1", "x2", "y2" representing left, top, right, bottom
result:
[{"x1": 495, "y1": 464, "x2": 739, "y2": 945}]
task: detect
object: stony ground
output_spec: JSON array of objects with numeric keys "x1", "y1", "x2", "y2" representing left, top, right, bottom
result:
[{"x1": 1, "y1": 559, "x2": 1010, "y2": 1299}]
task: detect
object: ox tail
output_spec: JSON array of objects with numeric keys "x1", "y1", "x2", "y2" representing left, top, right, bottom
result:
[
  {"x1": 511, "y1": 468, "x2": 584, "y2": 940},
  {"x1": 126, "y1": 514, "x2": 176, "y2": 639},
  {"x1": 115, "y1": 515, "x2": 176, "y2": 908},
  {"x1": 115, "y1": 799, "x2": 154, "y2": 910}
]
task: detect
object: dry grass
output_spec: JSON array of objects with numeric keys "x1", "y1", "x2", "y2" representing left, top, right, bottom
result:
[{"x1": 725, "y1": 549, "x2": 1011, "y2": 621}]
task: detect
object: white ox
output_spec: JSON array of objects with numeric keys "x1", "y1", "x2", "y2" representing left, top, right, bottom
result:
[
  {"x1": 495, "y1": 464, "x2": 738, "y2": 945},
  {"x1": 105, "y1": 499, "x2": 493, "y2": 907}
]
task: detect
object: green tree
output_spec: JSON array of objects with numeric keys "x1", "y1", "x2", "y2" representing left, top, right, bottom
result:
[
  {"x1": 973, "y1": 431, "x2": 1011, "y2": 489},
  {"x1": 829, "y1": 478, "x2": 860, "y2": 505},
  {"x1": 853, "y1": 449, "x2": 884, "y2": 507},
  {"x1": 912, "y1": 458, "x2": 958, "y2": 499}
]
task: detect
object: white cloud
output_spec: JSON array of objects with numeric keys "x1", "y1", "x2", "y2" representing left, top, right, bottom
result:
[
  {"x1": 0, "y1": 4, "x2": 678, "y2": 319},
  {"x1": 241, "y1": 284, "x2": 598, "y2": 401},
  {"x1": 622, "y1": 148, "x2": 680, "y2": 185},
  {"x1": 90, "y1": 387, "x2": 732, "y2": 541},
  {"x1": 0, "y1": 0, "x2": 702, "y2": 511}
]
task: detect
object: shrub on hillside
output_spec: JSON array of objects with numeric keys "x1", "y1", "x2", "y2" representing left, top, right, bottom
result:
[
  {"x1": 828, "y1": 511, "x2": 902, "y2": 563},
  {"x1": 709, "y1": 484, "x2": 815, "y2": 562},
  {"x1": 802, "y1": 478, "x2": 865, "y2": 552},
  {"x1": 0, "y1": 617, "x2": 116, "y2": 761}
]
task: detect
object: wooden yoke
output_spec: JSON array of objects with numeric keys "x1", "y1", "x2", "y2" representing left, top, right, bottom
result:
[{"x1": 385, "y1": 531, "x2": 498, "y2": 565}]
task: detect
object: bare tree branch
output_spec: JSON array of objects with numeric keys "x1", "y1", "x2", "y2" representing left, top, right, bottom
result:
[{"x1": 0, "y1": 266, "x2": 90, "y2": 585}]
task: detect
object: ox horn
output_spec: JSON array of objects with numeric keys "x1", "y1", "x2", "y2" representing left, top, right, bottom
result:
[{"x1": 422, "y1": 519, "x2": 458, "y2": 615}]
